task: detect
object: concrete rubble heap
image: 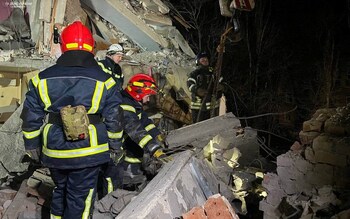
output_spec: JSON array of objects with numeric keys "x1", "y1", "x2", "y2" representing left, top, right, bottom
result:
[
  {"x1": 0, "y1": 112, "x2": 265, "y2": 218},
  {"x1": 259, "y1": 104, "x2": 350, "y2": 219}
]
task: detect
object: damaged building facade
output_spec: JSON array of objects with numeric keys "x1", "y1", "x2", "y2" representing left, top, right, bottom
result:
[{"x1": 0, "y1": 0, "x2": 350, "y2": 219}]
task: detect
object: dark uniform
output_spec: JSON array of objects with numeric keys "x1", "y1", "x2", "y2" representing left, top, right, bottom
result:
[
  {"x1": 98, "y1": 57, "x2": 124, "y2": 89},
  {"x1": 100, "y1": 90, "x2": 161, "y2": 194},
  {"x1": 187, "y1": 66, "x2": 220, "y2": 123},
  {"x1": 21, "y1": 50, "x2": 124, "y2": 218}
]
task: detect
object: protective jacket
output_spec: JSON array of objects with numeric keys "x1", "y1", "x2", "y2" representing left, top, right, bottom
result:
[
  {"x1": 119, "y1": 90, "x2": 160, "y2": 156},
  {"x1": 187, "y1": 66, "x2": 219, "y2": 111},
  {"x1": 98, "y1": 57, "x2": 124, "y2": 89},
  {"x1": 21, "y1": 51, "x2": 124, "y2": 169}
]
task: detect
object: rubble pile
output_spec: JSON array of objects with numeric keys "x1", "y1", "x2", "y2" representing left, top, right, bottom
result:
[{"x1": 259, "y1": 104, "x2": 350, "y2": 219}]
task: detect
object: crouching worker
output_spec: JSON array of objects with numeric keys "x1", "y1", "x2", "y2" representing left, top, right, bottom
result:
[
  {"x1": 20, "y1": 21, "x2": 124, "y2": 219},
  {"x1": 100, "y1": 73, "x2": 172, "y2": 196}
]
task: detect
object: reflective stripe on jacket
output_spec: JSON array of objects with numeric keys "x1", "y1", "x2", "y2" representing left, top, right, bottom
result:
[
  {"x1": 120, "y1": 90, "x2": 160, "y2": 155},
  {"x1": 20, "y1": 52, "x2": 124, "y2": 169},
  {"x1": 98, "y1": 57, "x2": 124, "y2": 89}
]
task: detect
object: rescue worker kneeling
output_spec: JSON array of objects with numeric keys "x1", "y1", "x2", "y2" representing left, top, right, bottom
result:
[
  {"x1": 20, "y1": 21, "x2": 125, "y2": 219},
  {"x1": 100, "y1": 73, "x2": 171, "y2": 196}
]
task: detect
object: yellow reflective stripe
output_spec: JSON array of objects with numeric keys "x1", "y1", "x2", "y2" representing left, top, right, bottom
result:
[
  {"x1": 88, "y1": 125, "x2": 98, "y2": 146},
  {"x1": 42, "y1": 124, "x2": 109, "y2": 158},
  {"x1": 83, "y1": 43, "x2": 93, "y2": 52},
  {"x1": 145, "y1": 124, "x2": 156, "y2": 131},
  {"x1": 120, "y1": 104, "x2": 136, "y2": 113},
  {"x1": 38, "y1": 79, "x2": 51, "y2": 110},
  {"x1": 132, "y1": 81, "x2": 144, "y2": 87},
  {"x1": 124, "y1": 156, "x2": 142, "y2": 163},
  {"x1": 31, "y1": 74, "x2": 40, "y2": 87},
  {"x1": 139, "y1": 134, "x2": 152, "y2": 148},
  {"x1": 97, "y1": 62, "x2": 112, "y2": 74},
  {"x1": 106, "y1": 177, "x2": 113, "y2": 194},
  {"x1": 82, "y1": 188, "x2": 94, "y2": 219},
  {"x1": 42, "y1": 143, "x2": 109, "y2": 158},
  {"x1": 43, "y1": 124, "x2": 52, "y2": 147},
  {"x1": 107, "y1": 130, "x2": 123, "y2": 139},
  {"x1": 138, "y1": 113, "x2": 142, "y2": 120},
  {"x1": 88, "y1": 81, "x2": 104, "y2": 114},
  {"x1": 66, "y1": 43, "x2": 78, "y2": 49},
  {"x1": 105, "y1": 77, "x2": 116, "y2": 90},
  {"x1": 50, "y1": 214, "x2": 62, "y2": 219},
  {"x1": 23, "y1": 129, "x2": 41, "y2": 139}
]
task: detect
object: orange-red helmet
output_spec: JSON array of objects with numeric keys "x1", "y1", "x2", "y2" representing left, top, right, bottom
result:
[
  {"x1": 60, "y1": 21, "x2": 94, "y2": 54},
  {"x1": 125, "y1": 73, "x2": 158, "y2": 101}
]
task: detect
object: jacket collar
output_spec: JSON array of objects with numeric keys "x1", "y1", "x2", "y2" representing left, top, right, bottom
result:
[{"x1": 56, "y1": 51, "x2": 99, "y2": 67}]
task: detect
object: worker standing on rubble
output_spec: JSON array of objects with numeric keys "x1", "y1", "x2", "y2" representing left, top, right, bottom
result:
[
  {"x1": 100, "y1": 73, "x2": 171, "y2": 196},
  {"x1": 98, "y1": 43, "x2": 125, "y2": 89},
  {"x1": 187, "y1": 52, "x2": 222, "y2": 123},
  {"x1": 20, "y1": 21, "x2": 125, "y2": 219}
]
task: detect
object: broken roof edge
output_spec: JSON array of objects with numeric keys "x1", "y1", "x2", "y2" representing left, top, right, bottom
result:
[
  {"x1": 80, "y1": 0, "x2": 195, "y2": 58},
  {"x1": 81, "y1": 0, "x2": 168, "y2": 51}
]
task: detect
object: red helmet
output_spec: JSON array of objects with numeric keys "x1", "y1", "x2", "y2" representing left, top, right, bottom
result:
[
  {"x1": 60, "y1": 21, "x2": 94, "y2": 54},
  {"x1": 125, "y1": 73, "x2": 158, "y2": 101}
]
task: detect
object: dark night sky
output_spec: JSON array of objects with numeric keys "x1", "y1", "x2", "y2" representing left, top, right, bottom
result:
[{"x1": 171, "y1": 0, "x2": 350, "y2": 146}]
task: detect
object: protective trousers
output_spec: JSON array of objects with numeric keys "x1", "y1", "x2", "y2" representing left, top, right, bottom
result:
[
  {"x1": 99, "y1": 159, "x2": 124, "y2": 198},
  {"x1": 49, "y1": 166, "x2": 100, "y2": 219}
]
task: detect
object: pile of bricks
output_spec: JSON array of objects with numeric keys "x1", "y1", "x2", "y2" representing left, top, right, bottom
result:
[{"x1": 259, "y1": 104, "x2": 350, "y2": 219}]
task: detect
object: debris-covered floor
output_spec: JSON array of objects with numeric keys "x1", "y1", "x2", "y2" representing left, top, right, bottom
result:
[{"x1": 0, "y1": 107, "x2": 349, "y2": 218}]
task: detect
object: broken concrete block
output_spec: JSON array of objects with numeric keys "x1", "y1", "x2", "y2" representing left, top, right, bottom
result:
[
  {"x1": 0, "y1": 104, "x2": 29, "y2": 180},
  {"x1": 166, "y1": 113, "x2": 241, "y2": 149},
  {"x1": 116, "y1": 151, "x2": 233, "y2": 219},
  {"x1": 299, "y1": 131, "x2": 320, "y2": 145},
  {"x1": 304, "y1": 147, "x2": 316, "y2": 163},
  {"x1": 312, "y1": 135, "x2": 350, "y2": 157},
  {"x1": 303, "y1": 119, "x2": 324, "y2": 132},
  {"x1": 313, "y1": 150, "x2": 347, "y2": 167},
  {"x1": 262, "y1": 173, "x2": 281, "y2": 192},
  {"x1": 0, "y1": 189, "x2": 16, "y2": 202},
  {"x1": 265, "y1": 189, "x2": 285, "y2": 206},
  {"x1": 305, "y1": 164, "x2": 333, "y2": 187}
]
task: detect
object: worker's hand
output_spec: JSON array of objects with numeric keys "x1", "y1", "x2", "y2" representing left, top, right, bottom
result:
[
  {"x1": 156, "y1": 134, "x2": 168, "y2": 148},
  {"x1": 152, "y1": 149, "x2": 173, "y2": 164},
  {"x1": 25, "y1": 148, "x2": 41, "y2": 163},
  {"x1": 110, "y1": 148, "x2": 125, "y2": 165},
  {"x1": 196, "y1": 88, "x2": 208, "y2": 98}
]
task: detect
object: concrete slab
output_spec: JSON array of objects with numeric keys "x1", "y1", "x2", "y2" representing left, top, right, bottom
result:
[
  {"x1": 166, "y1": 112, "x2": 241, "y2": 149},
  {"x1": 116, "y1": 151, "x2": 233, "y2": 219},
  {"x1": 81, "y1": 0, "x2": 168, "y2": 51}
]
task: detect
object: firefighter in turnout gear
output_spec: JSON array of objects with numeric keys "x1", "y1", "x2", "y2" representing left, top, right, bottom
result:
[
  {"x1": 100, "y1": 73, "x2": 171, "y2": 195},
  {"x1": 187, "y1": 52, "x2": 221, "y2": 123},
  {"x1": 97, "y1": 43, "x2": 125, "y2": 89},
  {"x1": 20, "y1": 21, "x2": 125, "y2": 219}
]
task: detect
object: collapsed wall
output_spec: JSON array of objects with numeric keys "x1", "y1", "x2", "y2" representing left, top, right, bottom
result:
[{"x1": 260, "y1": 104, "x2": 350, "y2": 219}]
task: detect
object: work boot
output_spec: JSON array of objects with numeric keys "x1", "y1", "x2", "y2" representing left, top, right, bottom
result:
[{"x1": 122, "y1": 162, "x2": 146, "y2": 185}]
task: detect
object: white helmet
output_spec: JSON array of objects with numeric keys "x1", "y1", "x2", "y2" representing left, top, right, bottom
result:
[{"x1": 107, "y1": 43, "x2": 124, "y2": 55}]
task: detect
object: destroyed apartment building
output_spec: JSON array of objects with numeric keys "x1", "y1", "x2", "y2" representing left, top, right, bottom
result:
[{"x1": 0, "y1": 0, "x2": 350, "y2": 219}]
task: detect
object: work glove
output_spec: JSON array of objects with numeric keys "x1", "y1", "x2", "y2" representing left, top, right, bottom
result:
[
  {"x1": 196, "y1": 88, "x2": 208, "y2": 98},
  {"x1": 110, "y1": 148, "x2": 125, "y2": 165},
  {"x1": 152, "y1": 149, "x2": 173, "y2": 164},
  {"x1": 25, "y1": 148, "x2": 41, "y2": 163},
  {"x1": 156, "y1": 133, "x2": 168, "y2": 148}
]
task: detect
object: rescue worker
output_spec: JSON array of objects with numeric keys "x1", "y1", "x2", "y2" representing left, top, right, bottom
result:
[
  {"x1": 121, "y1": 74, "x2": 169, "y2": 186},
  {"x1": 187, "y1": 52, "x2": 221, "y2": 123},
  {"x1": 100, "y1": 73, "x2": 171, "y2": 196},
  {"x1": 20, "y1": 21, "x2": 125, "y2": 219},
  {"x1": 97, "y1": 43, "x2": 125, "y2": 89}
]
